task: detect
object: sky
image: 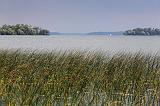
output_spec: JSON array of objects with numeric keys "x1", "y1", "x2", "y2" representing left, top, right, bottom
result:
[{"x1": 0, "y1": 0, "x2": 160, "y2": 32}]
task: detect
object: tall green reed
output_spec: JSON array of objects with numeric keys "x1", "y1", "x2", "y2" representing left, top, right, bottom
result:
[{"x1": 0, "y1": 50, "x2": 159, "y2": 106}]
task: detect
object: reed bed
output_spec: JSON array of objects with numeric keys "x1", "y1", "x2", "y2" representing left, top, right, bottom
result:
[{"x1": 0, "y1": 50, "x2": 160, "y2": 106}]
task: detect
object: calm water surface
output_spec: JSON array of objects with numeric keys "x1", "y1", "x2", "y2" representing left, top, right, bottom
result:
[{"x1": 0, "y1": 35, "x2": 160, "y2": 53}]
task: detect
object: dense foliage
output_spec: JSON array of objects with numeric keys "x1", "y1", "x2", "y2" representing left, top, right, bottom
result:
[
  {"x1": 0, "y1": 24, "x2": 50, "y2": 35},
  {"x1": 0, "y1": 50, "x2": 160, "y2": 105},
  {"x1": 123, "y1": 28, "x2": 160, "y2": 35}
]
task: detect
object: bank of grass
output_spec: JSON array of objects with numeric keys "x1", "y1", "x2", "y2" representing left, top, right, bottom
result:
[{"x1": 0, "y1": 50, "x2": 160, "y2": 106}]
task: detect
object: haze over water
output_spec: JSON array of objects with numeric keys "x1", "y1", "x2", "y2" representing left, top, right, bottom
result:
[{"x1": 0, "y1": 35, "x2": 160, "y2": 53}]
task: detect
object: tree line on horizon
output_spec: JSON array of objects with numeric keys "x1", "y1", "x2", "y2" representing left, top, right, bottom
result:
[
  {"x1": 0, "y1": 24, "x2": 50, "y2": 35},
  {"x1": 123, "y1": 28, "x2": 160, "y2": 35}
]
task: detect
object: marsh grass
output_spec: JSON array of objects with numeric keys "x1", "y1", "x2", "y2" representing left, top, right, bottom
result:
[{"x1": 0, "y1": 50, "x2": 160, "y2": 106}]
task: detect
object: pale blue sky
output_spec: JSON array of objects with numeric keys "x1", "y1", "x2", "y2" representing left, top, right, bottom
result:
[{"x1": 0, "y1": 0, "x2": 160, "y2": 32}]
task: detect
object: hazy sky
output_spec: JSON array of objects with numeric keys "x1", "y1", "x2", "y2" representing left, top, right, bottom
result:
[{"x1": 0, "y1": 0, "x2": 160, "y2": 32}]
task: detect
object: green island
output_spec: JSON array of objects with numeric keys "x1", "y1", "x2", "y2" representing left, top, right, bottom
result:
[
  {"x1": 0, "y1": 24, "x2": 50, "y2": 35},
  {"x1": 124, "y1": 28, "x2": 160, "y2": 35},
  {"x1": 0, "y1": 50, "x2": 160, "y2": 105}
]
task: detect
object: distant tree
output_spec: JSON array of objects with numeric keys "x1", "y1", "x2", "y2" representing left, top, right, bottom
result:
[
  {"x1": 17, "y1": 29, "x2": 25, "y2": 35},
  {"x1": 155, "y1": 28, "x2": 160, "y2": 35},
  {"x1": 0, "y1": 24, "x2": 50, "y2": 35},
  {"x1": 39, "y1": 29, "x2": 50, "y2": 35},
  {"x1": 33, "y1": 27, "x2": 41, "y2": 34},
  {"x1": 124, "y1": 28, "x2": 160, "y2": 36}
]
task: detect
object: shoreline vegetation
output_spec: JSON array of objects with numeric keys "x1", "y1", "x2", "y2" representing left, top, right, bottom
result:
[
  {"x1": 0, "y1": 25, "x2": 160, "y2": 36},
  {"x1": 124, "y1": 28, "x2": 160, "y2": 36},
  {"x1": 0, "y1": 50, "x2": 160, "y2": 105},
  {"x1": 0, "y1": 24, "x2": 50, "y2": 35}
]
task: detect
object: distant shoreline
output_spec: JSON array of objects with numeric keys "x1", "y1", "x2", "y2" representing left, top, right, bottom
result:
[{"x1": 50, "y1": 31, "x2": 123, "y2": 35}]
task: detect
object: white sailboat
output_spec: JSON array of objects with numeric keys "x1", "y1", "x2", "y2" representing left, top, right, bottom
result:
[{"x1": 109, "y1": 34, "x2": 112, "y2": 36}]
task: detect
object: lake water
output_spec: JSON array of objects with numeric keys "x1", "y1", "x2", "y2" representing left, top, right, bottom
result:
[{"x1": 0, "y1": 35, "x2": 160, "y2": 53}]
